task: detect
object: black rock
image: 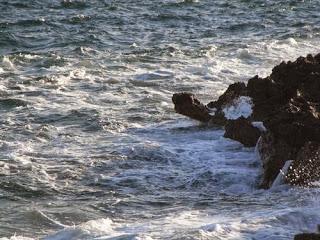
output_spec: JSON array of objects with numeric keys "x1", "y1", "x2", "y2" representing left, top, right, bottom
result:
[{"x1": 224, "y1": 117, "x2": 260, "y2": 147}]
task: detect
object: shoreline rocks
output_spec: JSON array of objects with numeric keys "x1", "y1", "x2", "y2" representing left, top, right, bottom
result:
[
  {"x1": 294, "y1": 233, "x2": 320, "y2": 240},
  {"x1": 286, "y1": 141, "x2": 320, "y2": 186},
  {"x1": 224, "y1": 117, "x2": 260, "y2": 147},
  {"x1": 172, "y1": 53, "x2": 320, "y2": 189}
]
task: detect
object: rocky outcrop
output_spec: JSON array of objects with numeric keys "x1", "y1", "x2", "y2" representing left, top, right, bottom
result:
[
  {"x1": 224, "y1": 117, "x2": 260, "y2": 147},
  {"x1": 172, "y1": 92, "x2": 212, "y2": 122},
  {"x1": 172, "y1": 92, "x2": 227, "y2": 125},
  {"x1": 257, "y1": 132, "x2": 296, "y2": 189},
  {"x1": 286, "y1": 142, "x2": 320, "y2": 186},
  {"x1": 207, "y1": 82, "x2": 248, "y2": 111},
  {"x1": 294, "y1": 225, "x2": 320, "y2": 240},
  {"x1": 294, "y1": 233, "x2": 320, "y2": 240},
  {"x1": 172, "y1": 53, "x2": 320, "y2": 189}
]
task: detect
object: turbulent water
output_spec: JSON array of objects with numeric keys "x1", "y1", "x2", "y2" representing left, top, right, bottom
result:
[{"x1": 0, "y1": 0, "x2": 320, "y2": 239}]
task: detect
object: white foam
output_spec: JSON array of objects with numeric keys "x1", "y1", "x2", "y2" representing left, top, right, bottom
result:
[
  {"x1": 251, "y1": 121, "x2": 267, "y2": 132},
  {"x1": 1, "y1": 56, "x2": 15, "y2": 70},
  {"x1": 208, "y1": 107, "x2": 217, "y2": 116},
  {"x1": 0, "y1": 237, "x2": 34, "y2": 240},
  {"x1": 271, "y1": 160, "x2": 293, "y2": 189},
  {"x1": 222, "y1": 96, "x2": 253, "y2": 120},
  {"x1": 19, "y1": 53, "x2": 41, "y2": 60},
  {"x1": 45, "y1": 218, "x2": 119, "y2": 240}
]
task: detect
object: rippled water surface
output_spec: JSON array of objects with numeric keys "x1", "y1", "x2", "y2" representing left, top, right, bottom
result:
[{"x1": 0, "y1": 0, "x2": 320, "y2": 239}]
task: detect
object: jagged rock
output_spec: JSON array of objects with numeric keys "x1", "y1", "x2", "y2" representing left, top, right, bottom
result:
[
  {"x1": 207, "y1": 82, "x2": 247, "y2": 111},
  {"x1": 286, "y1": 141, "x2": 320, "y2": 186},
  {"x1": 224, "y1": 117, "x2": 260, "y2": 147},
  {"x1": 294, "y1": 233, "x2": 320, "y2": 240},
  {"x1": 246, "y1": 54, "x2": 320, "y2": 187},
  {"x1": 271, "y1": 54, "x2": 320, "y2": 102},
  {"x1": 264, "y1": 97, "x2": 320, "y2": 149},
  {"x1": 247, "y1": 54, "x2": 320, "y2": 121},
  {"x1": 172, "y1": 53, "x2": 320, "y2": 189},
  {"x1": 172, "y1": 92, "x2": 212, "y2": 122},
  {"x1": 247, "y1": 76, "x2": 283, "y2": 121},
  {"x1": 172, "y1": 92, "x2": 227, "y2": 125},
  {"x1": 253, "y1": 55, "x2": 320, "y2": 187},
  {"x1": 257, "y1": 132, "x2": 296, "y2": 189}
]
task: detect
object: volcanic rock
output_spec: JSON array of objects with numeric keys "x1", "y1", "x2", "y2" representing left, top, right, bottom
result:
[
  {"x1": 264, "y1": 97, "x2": 320, "y2": 148},
  {"x1": 246, "y1": 75, "x2": 284, "y2": 121},
  {"x1": 257, "y1": 132, "x2": 296, "y2": 189},
  {"x1": 172, "y1": 53, "x2": 320, "y2": 188},
  {"x1": 172, "y1": 92, "x2": 212, "y2": 122},
  {"x1": 172, "y1": 92, "x2": 227, "y2": 125},
  {"x1": 207, "y1": 82, "x2": 247, "y2": 111},
  {"x1": 294, "y1": 233, "x2": 320, "y2": 240},
  {"x1": 286, "y1": 141, "x2": 320, "y2": 186},
  {"x1": 224, "y1": 117, "x2": 260, "y2": 147}
]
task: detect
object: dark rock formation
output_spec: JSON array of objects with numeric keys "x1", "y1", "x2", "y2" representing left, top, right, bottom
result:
[
  {"x1": 258, "y1": 97, "x2": 320, "y2": 188},
  {"x1": 246, "y1": 75, "x2": 283, "y2": 121},
  {"x1": 172, "y1": 92, "x2": 227, "y2": 125},
  {"x1": 172, "y1": 53, "x2": 320, "y2": 188},
  {"x1": 257, "y1": 132, "x2": 296, "y2": 189},
  {"x1": 224, "y1": 117, "x2": 260, "y2": 147},
  {"x1": 172, "y1": 92, "x2": 212, "y2": 122},
  {"x1": 207, "y1": 82, "x2": 247, "y2": 110},
  {"x1": 294, "y1": 233, "x2": 320, "y2": 240},
  {"x1": 286, "y1": 142, "x2": 320, "y2": 186},
  {"x1": 256, "y1": 55, "x2": 320, "y2": 187},
  {"x1": 264, "y1": 97, "x2": 320, "y2": 148}
]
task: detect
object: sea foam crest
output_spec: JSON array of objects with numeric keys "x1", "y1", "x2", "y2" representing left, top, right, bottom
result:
[
  {"x1": 223, "y1": 96, "x2": 253, "y2": 120},
  {"x1": 45, "y1": 218, "x2": 118, "y2": 240}
]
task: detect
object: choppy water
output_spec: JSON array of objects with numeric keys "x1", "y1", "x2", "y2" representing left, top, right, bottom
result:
[{"x1": 0, "y1": 0, "x2": 320, "y2": 239}]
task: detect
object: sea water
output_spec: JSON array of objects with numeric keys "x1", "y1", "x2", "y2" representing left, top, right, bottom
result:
[{"x1": 0, "y1": 0, "x2": 319, "y2": 239}]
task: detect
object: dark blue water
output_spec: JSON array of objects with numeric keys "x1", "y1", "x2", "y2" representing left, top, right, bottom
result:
[{"x1": 0, "y1": 0, "x2": 319, "y2": 239}]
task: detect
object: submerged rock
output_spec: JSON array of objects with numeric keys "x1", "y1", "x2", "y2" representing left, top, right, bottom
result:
[{"x1": 172, "y1": 53, "x2": 320, "y2": 188}]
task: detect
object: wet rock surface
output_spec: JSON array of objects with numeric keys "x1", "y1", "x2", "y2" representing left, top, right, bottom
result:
[
  {"x1": 172, "y1": 53, "x2": 320, "y2": 188},
  {"x1": 294, "y1": 233, "x2": 320, "y2": 240},
  {"x1": 207, "y1": 82, "x2": 248, "y2": 111},
  {"x1": 172, "y1": 92, "x2": 227, "y2": 125},
  {"x1": 257, "y1": 132, "x2": 296, "y2": 189},
  {"x1": 224, "y1": 117, "x2": 260, "y2": 147},
  {"x1": 286, "y1": 141, "x2": 320, "y2": 186},
  {"x1": 172, "y1": 92, "x2": 212, "y2": 122}
]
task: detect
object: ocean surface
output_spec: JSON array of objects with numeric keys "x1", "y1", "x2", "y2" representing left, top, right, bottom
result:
[{"x1": 0, "y1": 0, "x2": 320, "y2": 239}]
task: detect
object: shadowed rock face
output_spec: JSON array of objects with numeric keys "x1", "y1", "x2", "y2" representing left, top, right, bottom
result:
[
  {"x1": 257, "y1": 132, "x2": 296, "y2": 189},
  {"x1": 247, "y1": 75, "x2": 284, "y2": 121},
  {"x1": 264, "y1": 97, "x2": 320, "y2": 148},
  {"x1": 172, "y1": 92, "x2": 227, "y2": 125},
  {"x1": 172, "y1": 92, "x2": 212, "y2": 122},
  {"x1": 271, "y1": 54, "x2": 320, "y2": 103},
  {"x1": 294, "y1": 233, "x2": 320, "y2": 240},
  {"x1": 286, "y1": 142, "x2": 320, "y2": 186},
  {"x1": 253, "y1": 55, "x2": 320, "y2": 188},
  {"x1": 224, "y1": 117, "x2": 260, "y2": 147},
  {"x1": 172, "y1": 54, "x2": 320, "y2": 240},
  {"x1": 207, "y1": 82, "x2": 247, "y2": 111},
  {"x1": 172, "y1": 53, "x2": 320, "y2": 189}
]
